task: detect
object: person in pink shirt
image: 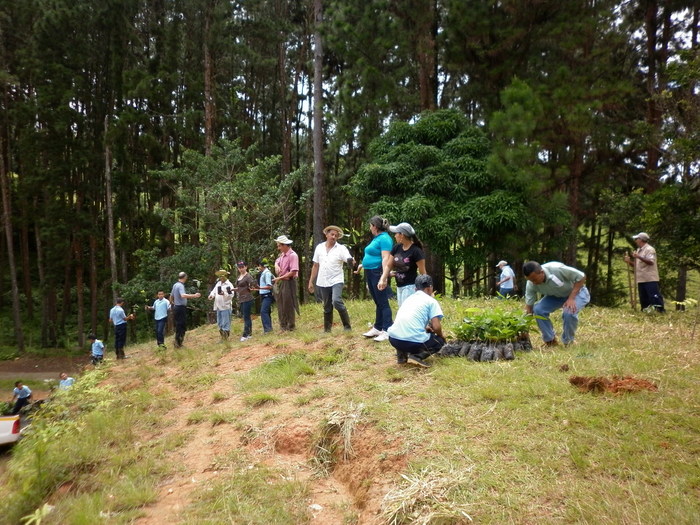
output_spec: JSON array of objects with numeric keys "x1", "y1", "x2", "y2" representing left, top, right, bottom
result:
[{"x1": 273, "y1": 235, "x2": 300, "y2": 331}]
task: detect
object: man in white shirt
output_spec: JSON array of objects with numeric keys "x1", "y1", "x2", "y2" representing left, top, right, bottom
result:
[
  {"x1": 387, "y1": 274, "x2": 445, "y2": 368},
  {"x1": 495, "y1": 260, "x2": 515, "y2": 298},
  {"x1": 308, "y1": 225, "x2": 355, "y2": 332}
]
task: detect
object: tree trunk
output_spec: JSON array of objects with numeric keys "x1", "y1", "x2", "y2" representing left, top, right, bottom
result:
[
  {"x1": 34, "y1": 205, "x2": 48, "y2": 348},
  {"x1": 566, "y1": 138, "x2": 584, "y2": 265},
  {"x1": 89, "y1": 232, "x2": 98, "y2": 334},
  {"x1": 277, "y1": 0, "x2": 292, "y2": 176},
  {"x1": 676, "y1": 265, "x2": 687, "y2": 311},
  {"x1": 203, "y1": 1, "x2": 216, "y2": 156},
  {"x1": 73, "y1": 235, "x2": 85, "y2": 348},
  {"x1": 0, "y1": 134, "x2": 25, "y2": 352},
  {"x1": 20, "y1": 203, "x2": 33, "y2": 319},
  {"x1": 416, "y1": 0, "x2": 438, "y2": 110},
  {"x1": 312, "y1": 0, "x2": 326, "y2": 245},
  {"x1": 104, "y1": 116, "x2": 118, "y2": 303},
  {"x1": 644, "y1": 0, "x2": 661, "y2": 190}
]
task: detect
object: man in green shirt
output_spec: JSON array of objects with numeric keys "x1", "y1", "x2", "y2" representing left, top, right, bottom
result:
[{"x1": 523, "y1": 261, "x2": 590, "y2": 346}]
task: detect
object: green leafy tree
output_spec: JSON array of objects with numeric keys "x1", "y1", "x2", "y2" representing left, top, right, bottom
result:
[
  {"x1": 352, "y1": 109, "x2": 534, "y2": 295},
  {"x1": 155, "y1": 140, "x2": 309, "y2": 269}
]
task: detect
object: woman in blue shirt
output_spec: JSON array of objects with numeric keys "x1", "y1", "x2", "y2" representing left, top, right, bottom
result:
[{"x1": 361, "y1": 216, "x2": 394, "y2": 341}]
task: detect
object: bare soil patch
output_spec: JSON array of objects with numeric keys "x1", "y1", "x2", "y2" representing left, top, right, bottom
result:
[
  {"x1": 103, "y1": 334, "x2": 406, "y2": 525},
  {"x1": 569, "y1": 375, "x2": 658, "y2": 394},
  {"x1": 0, "y1": 355, "x2": 89, "y2": 376}
]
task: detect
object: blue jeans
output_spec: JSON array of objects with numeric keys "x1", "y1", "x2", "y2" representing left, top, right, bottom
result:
[
  {"x1": 397, "y1": 284, "x2": 416, "y2": 307},
  {"x1": 498, "y1": 286, "x2": 514, "y2": 299},
  {"x1": 216, "y1": 309, "x2": 231, "y2": 332},
  {"x1": 260, "y1": 294, "x2": 273, "y2": 332},
  {"x1": 240, "y1": 300, "x2": 253, "y2": 337},
  {"x1": 389, "y1": 334, "x2": 445, "y2": 362},
  {"x1": 365, "y1": 268, "x2": 392, "y2": 331},
  {"x1": 155, "y1": 318, "x2": 167, "y2": 345},
  {"x1": 532, "y1": 287, "x2": 590, "y2": 344}
]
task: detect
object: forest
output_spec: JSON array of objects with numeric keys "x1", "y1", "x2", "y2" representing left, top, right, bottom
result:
[{"x1": 0, "y1": 0, "x2": 698, "y2": 351}]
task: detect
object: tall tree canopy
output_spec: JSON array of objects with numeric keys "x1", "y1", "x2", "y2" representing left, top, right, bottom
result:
[{"x1": 0, "y1": 0, "x2": 697, "y2": 348}]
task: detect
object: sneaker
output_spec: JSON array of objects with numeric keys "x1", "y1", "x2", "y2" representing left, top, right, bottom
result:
[
  {"x1": 373, "y1": 331, "x2": 389, "y2": 342},
  {"x1": 240, "y1": 336, "x2": 249, "y2": 342},
  {"x1": 407, "y1": 355, "x2": 430, "y2": 368},
  {"x1": 363, "y1": 327, "x2": 381, "y2": 338},
  {"x1": 544, "y1": 338, "x2": 559, "y2": 347}
]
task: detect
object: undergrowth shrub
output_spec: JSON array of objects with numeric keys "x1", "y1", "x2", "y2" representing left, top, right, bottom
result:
[{"x1": 0, "y1": 368, "x2": 165, "y2": 524}]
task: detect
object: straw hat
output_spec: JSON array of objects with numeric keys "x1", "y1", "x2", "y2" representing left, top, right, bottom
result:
[
  {"x1": 275, "y1": 235, "x2": 293, "y2": 245},
  {"x1": 323, "y1": 225, "x2": 344, "y2": 238},
  {"x1": 214, "y1": 269, "x2": 230, "y2": 277}
]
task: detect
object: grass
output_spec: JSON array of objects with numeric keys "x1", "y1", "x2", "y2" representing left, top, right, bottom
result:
[
  {"x1": 0, "y1": 368, "x2": 176, "y2": 524},
  {"x1": 183, "y1": 451, "x2": 310, "y2": 524},
  {"x1": 1, "y1": 297, "x2": 698, "y2": 524},
  {"x1": 0, "y1": 378, "x2": 49, "y2": 392},
  {"x1": 294, "y1": 387, "x2": 328, "y2": 406},
  {"x1": 238, "y1": 353, "x2": 316, "y2": 392},
  {"x1": 244, "y1": 392, "x2": 280, "y2": 407}
]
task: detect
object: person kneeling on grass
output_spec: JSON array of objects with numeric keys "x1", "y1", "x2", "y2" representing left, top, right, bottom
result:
[
  {"x1": 387, "y1": 274, "x2": 445, "y2": 368},
  {"x1": 88, "y1": 334, "x2": 105, "y2": 365}
]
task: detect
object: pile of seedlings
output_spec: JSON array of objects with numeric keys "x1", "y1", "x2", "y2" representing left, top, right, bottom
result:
[{"x1": 440, "y1": 307, "x2": 538, "y2": 362}]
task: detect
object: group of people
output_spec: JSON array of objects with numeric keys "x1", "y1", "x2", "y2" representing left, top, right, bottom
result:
[{"x1": 94, "y1": 222, "x2": 664, "y2": 368}]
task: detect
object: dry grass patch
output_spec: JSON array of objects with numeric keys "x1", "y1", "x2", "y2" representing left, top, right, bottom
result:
[{"x1": 381, "y1": 464, "x2": 475, "y2": 525}]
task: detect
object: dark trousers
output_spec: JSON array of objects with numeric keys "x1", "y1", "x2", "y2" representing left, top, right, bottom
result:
[
  {"x1": 260, "y1": 294, "x2": 273, "y2": 333},
  {"x1": 389, "y1": 334, "x2": 445, "y2": 363},
  {"x1": 174, "y1": 305, "x2": 187, "y2": 347},
  {"x1": 365, "y1": 268, "x2": 392, "y2": 331},
  {"x1": 114, "y1": 323, "x2": 127, "y2": 359},
  {"x1": 319, "y1": 283, "x2": 348, "y2": 315},
  {"x1": 155, "y1": 318, "x2": 167, "y2": 345},
  {"x1": 12, "y1": 397, "x2": 30, "y2": 415},
  {"x1": 638, "y1": 282, "x2": 665, "y2": 312},
  {"x1": 240, "y1": 300, "x2": 253, "y2": 337},
  {"x1": 276, "y1": 279, "x2": 298, "y2": 331},
  {"x1": 92, "y1": 354, "x2": 104, "y2": 366}
]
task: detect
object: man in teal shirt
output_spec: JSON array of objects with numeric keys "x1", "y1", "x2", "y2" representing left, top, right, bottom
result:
[{"x1": 523, "y1": 261, "x2": 590, "y2": 346}]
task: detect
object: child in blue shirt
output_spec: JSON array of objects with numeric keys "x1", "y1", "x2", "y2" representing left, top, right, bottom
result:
[{"x1": 88, "y1": 334, "x2": 105, "y2": 365}]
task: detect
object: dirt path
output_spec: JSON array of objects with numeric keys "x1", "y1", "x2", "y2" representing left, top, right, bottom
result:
[
  {"x1": 98, "y1": 333, "x2": 405, "y2": 525},
  {"x1": 0, "y1": 356, "x2": 89, "y2": 381}
]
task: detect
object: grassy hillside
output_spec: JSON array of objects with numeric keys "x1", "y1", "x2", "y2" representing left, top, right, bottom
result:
[{"x1": 1, "y1": 298, "x2": 698, "y2": 524}]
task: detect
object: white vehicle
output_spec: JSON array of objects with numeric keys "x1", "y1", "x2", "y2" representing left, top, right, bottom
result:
[{"x1": 0, "y1": 414, "x2": 21, "y2": 445}]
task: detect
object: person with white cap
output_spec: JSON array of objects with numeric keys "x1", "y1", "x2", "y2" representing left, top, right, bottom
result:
[
  {"x1": 624, "y1": 232, "x2": 665, "y2": 312},
  {"x1": 208, "y1": 269, "x2": 234, "y2": 341},
  {"x1": 495, "y1": 260, "x2": 515, "y2": 298},
  {"x1": 308, "y1": 225, "x2": 355, "y2": 332},
  {"x1": 378, "y1": 222, "x2": 426, "y2": 307},
  {"x1": 272, "y1": 235, "x2": 300, "y2": 331}
]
